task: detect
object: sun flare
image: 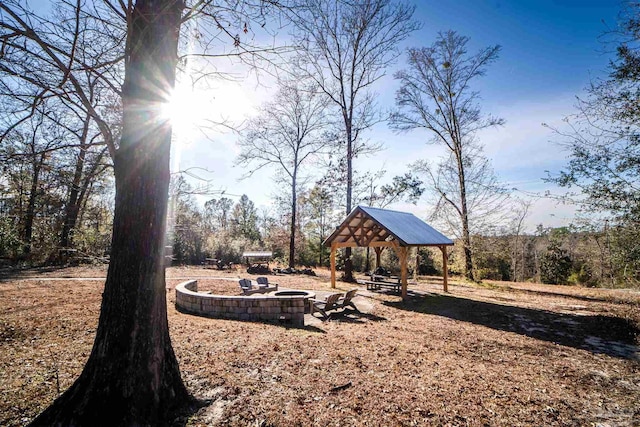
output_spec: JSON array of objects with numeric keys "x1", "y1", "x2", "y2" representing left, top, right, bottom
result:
[{"x1": 161, "y1": 85, "x2": 211, "y2": 139}]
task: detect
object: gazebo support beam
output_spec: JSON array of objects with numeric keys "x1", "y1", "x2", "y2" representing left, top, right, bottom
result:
[
  {"x1": 374, "y1": 247, "x2": 383, "y2": 269},
  {"x1": 333, "y1": 241, "x2": 396, "y2": 249},
  {"x1": 440, "y1": 245, "x2": 449, "y2": 292},
  {"x1": 414, "y1": 246, "x2": 419, "y2": 281},
  {"x1": 397, "y1": 246, "x2": 408, "y2": 299},
  {"x1": 330, "y1": 243, "x2": 337, "y2": 289}
]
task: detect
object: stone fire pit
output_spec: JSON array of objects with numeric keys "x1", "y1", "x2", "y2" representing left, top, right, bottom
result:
[
  {"x1": 176, "y1": 280, "x2": 314, "y2": 325},
  {"x1": 273, "y1": 290, "x2": 316, "y2": 313}
]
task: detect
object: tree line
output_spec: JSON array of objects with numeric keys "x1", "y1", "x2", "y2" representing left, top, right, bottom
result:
[{"x1": 167, "y1": 181, "x2": 638, "y2": 288}]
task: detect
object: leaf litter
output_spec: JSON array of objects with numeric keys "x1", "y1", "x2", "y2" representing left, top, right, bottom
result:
[{"x1": 0, "y1": 266, "x2": 638, "y2": 426}]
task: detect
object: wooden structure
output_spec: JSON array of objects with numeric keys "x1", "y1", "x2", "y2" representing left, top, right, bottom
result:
[
  {"x1": 242, "y1": 251, "x2": 272, "y2": 267},
  {"x1": 324, "y1": 206, "x2": 454, "y2": 299},
  {"x1": 310, "y1": 293, "x2": 343, "y2": 320},
  {"x1": 310, "y1": 289, "x2": 359, "y2": 320}
]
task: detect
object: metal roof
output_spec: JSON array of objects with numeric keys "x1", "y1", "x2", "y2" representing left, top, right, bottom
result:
[
  {"x1": 242, "y1": 251, "x2": 273, "y2": 258},
  {"x1": 324, "y1": 205, "x2": 454, "y2": 247}
]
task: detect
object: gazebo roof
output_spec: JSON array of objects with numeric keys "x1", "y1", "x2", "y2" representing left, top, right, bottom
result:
[
  {"x1": 242, "y1": 251, "x2": 273, "y2": 258},
  {"x1": 324, "y1": 205, "x2": 454, "y2": 247}
]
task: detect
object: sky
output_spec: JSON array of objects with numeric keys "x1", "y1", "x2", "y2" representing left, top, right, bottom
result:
[{"x1": 171, "y1": 0, "x2": 623, "y2": 232}]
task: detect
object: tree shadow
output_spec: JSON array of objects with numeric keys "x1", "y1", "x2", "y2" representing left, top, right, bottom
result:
[
  {"x1": 3, "y1": 263, "x2": 101, "y2": 278},
  {"x1": 364, "y1": 288, "x2": 427, "y2": 300},
  {"x1": 499, "y1": 285, "x2": 636, "y2": 305},
  {"x1": 0, "y1": 265, "x2": 65, "y2": 281},
  {"x1": 175, "y1": 306, "x2": 327, "y2": 333},
  {"x1": 385, "y1": 293, "x2": 639, "y2": 360},
  {"x1": 170, "y1": 397, "x2": 212, "y2": 427},
  {"x1": 317, "y1": 308, "x2": 387, "y2": 324}
]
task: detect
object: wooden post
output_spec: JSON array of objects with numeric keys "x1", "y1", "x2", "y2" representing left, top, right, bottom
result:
[
  {"x1": 398, "y1": 246, "x2": 408, "y2": 299},
  {"x1": 440, "y1": 245, "x2": 449, "y2": 292},
  {"x1": 374, "y1": 247, "x2": 382, "y2": 269},
  {"x1": 414, "y1": 246, "x2": 419, "y2": 281},
  {"x1": 330, "y1": 243, "x2": 337, "y2": 288}
]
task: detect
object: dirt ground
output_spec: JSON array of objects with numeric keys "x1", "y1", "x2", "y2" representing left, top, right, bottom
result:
[{"x1": 1, "y1": 265, "x2": 639, "y2": 426}]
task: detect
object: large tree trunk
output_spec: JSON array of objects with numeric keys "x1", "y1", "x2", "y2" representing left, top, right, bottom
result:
[
  {"x1": 23, "y1": 150, "x2": 45, "y2": 255},
  {"x1": 62, "y1": 147, "x2": 110, "y2": 250},
  {"x1": 60, "y1": 114, "x2": 94, "y2": 249},
  {"x1": 455, "y1": 146, "x2": 474, "y2": 281},
  {"x1": 342, "y1": 119, "x2": 355, "y2": 282},
  {"x1": 30, "y1": 1, "x2": 191, "y2": 425},
  {"x1": 60, "y1": 142, "x2": 87, "y2": 249},
  {"x1": 289, "y1": 170, "x2": 297, "y2": 268}
]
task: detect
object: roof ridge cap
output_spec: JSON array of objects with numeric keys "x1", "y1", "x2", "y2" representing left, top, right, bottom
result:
[{"x1": 359, "y1": 205, "x2": 415, "y2": 215}]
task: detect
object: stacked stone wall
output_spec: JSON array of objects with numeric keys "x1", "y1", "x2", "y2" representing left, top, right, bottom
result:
[{"x1": 175, "y1": 280, "x2": 305, "y2": 325}]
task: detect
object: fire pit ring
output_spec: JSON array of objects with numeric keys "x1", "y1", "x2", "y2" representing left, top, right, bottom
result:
[{"x1": 273, "y1": 290, "x2": 316, "y2": 313}]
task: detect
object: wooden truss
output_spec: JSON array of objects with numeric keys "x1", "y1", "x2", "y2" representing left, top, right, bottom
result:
[{"x1": 326, "y1": 209, "x2": 450, "y2": 299}]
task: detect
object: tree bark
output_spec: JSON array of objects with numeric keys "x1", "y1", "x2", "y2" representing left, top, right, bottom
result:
[
  {"x1": 365, "y1": 246, "x2": 371, "y2": 272},
  {"x1": 30, "y1": 1, "x2": 191, "y2": 425},
  {"x1": 342, "y1": 116, "x2": 355, "y2": 281},
  {"x1": 60, "y1": 145, "x2": 86, "y2": 249},
  {"x1": 455, "y1": 145, "x2": 474, "y2": 281},
  {"x1": 289, "y1": 169, "x2": 297, "y2": 269},
  {"x1": 22, "y1": 153, "x2": 42, "y2": 255},
  {"x1": 375, "y1": 247, "x2": 382, "y2": 269},
  {"x1": 75, "y1": 148, "x2": 109, "y2": 232}
]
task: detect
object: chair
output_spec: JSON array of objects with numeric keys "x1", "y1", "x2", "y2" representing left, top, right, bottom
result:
[
  {"x1": 239, "y1": 278, "x2": 277, "y2": 295},
  {"x1": 337, "y1": 289, "x2": 358, "y2": 311},
  {"x1": 310, "y1": 293, "x2": 343, "y2": 320},
  {"x1": 256, "y1": 276, "x2": 278, "y2": 291},
  {"x1": 239, "y1": 278, "x2": 253, "y2": 294}
]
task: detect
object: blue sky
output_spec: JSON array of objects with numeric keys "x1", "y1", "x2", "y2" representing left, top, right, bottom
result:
[{"x1": 174, "y1": 0, "x2": 623, "y2": 230}]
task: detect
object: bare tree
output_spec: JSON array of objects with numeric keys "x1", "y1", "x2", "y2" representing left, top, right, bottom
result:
[
  {"x1": 0, "y1": 0, "x2": 292, "y2": 426},
  {"x1": 507, "y1": 200, "x2": 531, "y2": 282},
  {"x1": 237, "y1": 81, "x2": 329, "y2": 267},
  {"x1": 0, "y1": 1, "x2": 123, "y2": 257},
  {"x1": 302, "y1": 183, "x2": 336, "y2": 266},
  {"x1": 0, "y1": 87, "x2": 113, "y2": 258},
  {"x1": 391, "y1": 30, "x2": 504, "y2": 281},
  {"x1": 1, "y1": 0, "x2": 292, "y2": 423},
  {"x1": 16, "y1": 1, "x2": 192, "y2": 424},
  {"x1": 0, "y1": 108, "x2": 64, "y2": 255},
  {"x1": 359, "y1": 170, "x2": 424, "y2": 271},
  {"x1": 290, "y1": 0, "x2": 418, "y2": 281}
]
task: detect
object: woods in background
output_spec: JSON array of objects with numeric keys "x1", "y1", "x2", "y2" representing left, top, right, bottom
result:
[{"x1": 1, "y1": 2, "x2": 640, "y2": 290}]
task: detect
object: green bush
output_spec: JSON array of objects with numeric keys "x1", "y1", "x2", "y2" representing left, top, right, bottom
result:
[
  {"x1": 540, "y1": 242, "x2": 572, "y2": 285},
  {"x1": 567, "y1": 264, "x2": 594, "y2": 286}
]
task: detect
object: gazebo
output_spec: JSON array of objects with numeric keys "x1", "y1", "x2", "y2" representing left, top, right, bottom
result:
[
  {"x1": 242, "y1": 251, "x2": 273, "y2": 267},
  {"x1": 323, "y1": 206, "x2": 454, "y2": 299}
]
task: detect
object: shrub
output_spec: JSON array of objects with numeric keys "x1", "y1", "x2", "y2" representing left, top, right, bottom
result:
[{"x1": 540, "y1": 242, "x2": 572, "y2": 285}]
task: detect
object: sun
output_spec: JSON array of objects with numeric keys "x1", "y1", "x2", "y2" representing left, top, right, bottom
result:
[{"x1": 160, "y1": 84, "x2": 210, "y2": 139}]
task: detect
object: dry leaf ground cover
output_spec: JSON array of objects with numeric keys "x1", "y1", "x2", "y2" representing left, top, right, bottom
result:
[{"x1": 1, "y1": 266, "x2": 639, "y2": 426}]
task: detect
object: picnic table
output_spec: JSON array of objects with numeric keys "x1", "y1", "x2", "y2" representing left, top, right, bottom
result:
[
  {"x1": 361, "y1": 274, "x2": 401, "y2": 293},
  {"x1": 204, "y1": 258, "x2": 233, "y2": 270},
  {"x1": 369, "y1": 274, "x2": 400, "y2": 282}
]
